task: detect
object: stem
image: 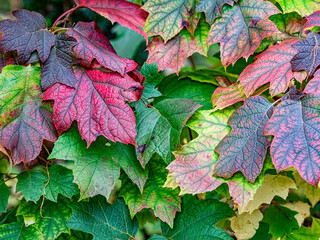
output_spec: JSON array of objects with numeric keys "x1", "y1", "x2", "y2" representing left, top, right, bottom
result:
[
  {"x1": 272, "y1": 98, "x2": 282, "y2": 106},
  {"x1": 52, "y1": 5, "x2": 84, "y2": 28},
  {"x1": 42, "y1": 144, "x2": 51, "y2": 156},
  {"x1": 52, "y1": 28, "x2": 69, "y2": 35}
]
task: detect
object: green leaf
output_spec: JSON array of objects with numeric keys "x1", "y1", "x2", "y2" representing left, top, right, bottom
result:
[
  {"x1": 16, "y1": 169, "x2": 47, "y2": 202},
  {"x1": 262, "y1": 205, "x2": 299, "y2": 239},
  {"x1": 120, "y1": 156, "x2": 181, "y2": 228},
  {"x1": 282, "y1": 218, "x2": 320, "y2": 240},
  {"x1": 67, "y1": 196, "x2": 139, "y2": 240},
  {"x1": 44, "y1": 165, "x2": 79, "y2": 202},
  {"x1": 0, "y1": 177, "x2": 10, "y2": 212},
  {"x1": 57, "y1": 229, "x2": 93, "y2": 240},
  {"x1": 140, "y1": 63, "x2": 163, "y2": 102},
  {"x1": 135, "y1": 98, "x2": 201, "y2": 167},
  {"x1": 276, "y1": 0, "x2": 320, "y2": 17},
  {"x1": 161, "y1": 196, "x2": 234, "y2": 239},
  {"x1": 0, "y1": 222, "x2": 44, "y2": 240},
  {"x1": 250, "y1": 222, "x2": 272, "y2": 240},
  {"x1": 149, "y1": 235, "x2": 168, "y2": 240}
]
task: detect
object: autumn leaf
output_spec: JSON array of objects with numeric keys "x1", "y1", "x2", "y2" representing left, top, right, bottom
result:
[
  {"x1": 276, "y1": 0, "x2": 320, "y2": 17},
  {"x1": 265, "y1": 95, "x2": 320, "y2": 186},
  {"x1": 0, "y1": 52, "x2": 18, "y2": 73},
  {"x1": 239, "y1": 40, "x2": 306, "y2": 97},
  {"x1": 305, "y1": 11, "x2": 320, "y2": 29},
  {"x1": 211, "y1": 84, "x2": 245, "y2": 111},
  {"x1": 74, "y1": 0, "x2": 148, "y2": 41},
  {"x1": 207, "y1": 0, "x2": 280, "y2": 66},
  {"x1": 196, "y1": 0, "x2": 235, "y2": 24},
  {"x1": 0, "y1": 9, "x2": 55, "y2": 63},
  {"x1": 0, "y1": 65, "x2": 57, "y2": 164},
  {"x1": 44, "y1": 67, "x2": 143, "y2": 146},
  {"x1": 67, "y1": 21, "x2": 136, "y2": 75}
]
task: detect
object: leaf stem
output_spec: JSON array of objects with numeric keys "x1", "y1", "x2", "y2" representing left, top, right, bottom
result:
[
  {"x1": 52, "y1": 5, "x2": 85, "y2": 28},
  {"x1": 52, "y1": 28, "x2": 69, "y2": 35}
]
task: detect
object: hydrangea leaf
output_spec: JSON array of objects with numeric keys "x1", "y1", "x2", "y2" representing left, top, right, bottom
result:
[
  {"x1": 143, "y1": 0, "x2": 195, "y2": 42},
  {"x1": 212, "y1": 84, "x2": 245, "y2": 111},
  {"x1": 67, "y1": 21, "x2": 136, "y2": 75},
  {"x1": 161, "y1": 196, "x2": 234, "y2": 239},
  {"x1": 283, "y1": 217, "x2": 320, "y2": 240},
  {"x1": 41, "y1": 33, "x2": 77, "y2": 90},
  {"x1": 291, "y1": 33, "x2": 320, "y2": 76},
  {"x1": 214, "y1": 96, "x2": 273, "y2": 183},
  {"x1": 282, "y1": 201, "x2": 310, "y2": 227},
  {"x1": 44, "y1": 67, "x2": 143, "y2": 146},
  {"x1": 57, "y1": 230, "x2": 93, "y2": 240},
  {"x1": 0, "y1": 65, "x2": 57, "y2": 164},
  {"x1": 67, "y1": 196, "x2": 139, "y2": 240},
  {"x1": 239, "y1": 40, "x2": 306, "y2": 97},
  {"x1": 17, "y1": 198, "x2": 72, "y2": 239},
  {"x1": 305, "y1": 11, "x2": 320, "y2": 29},
  {"x1": 165, "y1": 109, "x2": 234, "y2": 195},
  {"x1": 0, "y1": 9, "x2": 55, "y2": 63},
  {"x1": 265, "y1": 96, "x2": 320, "y2": 186},
  {"x1": 74, "y1": 0, "x2": 148, "y2": 41},
  {"x1": 303, "y1": 70, "x2": 320, "y2": 95},
  {"x1": 0, "y1": 177, "x2": 10, "y2": 212},
  {"x1": 0, "y1": 52, "x2": 18, "y2": 73},
  {"x1": 0, "y1": 222, "x2": 44, "y2": 240},
  {"x1": 270, "y1": 12, "x2": 304, "y2": 36},
  {"x1": 135, "y1": 98, "x2": 201, "y2": 167},
  {"x1": 276, "y1": 0, "x2": 320, "y2": 17},
  {"x1": 120, "y1": 156, "x2": 181, "y2": 228},
  {"x1": 140, "y1": 63, "x2": 163, "y2": 102},
  {"x1": 196, "y1": 0, "x2": 235, "y2": 24},
  {"x1": 207, "y1": 0, "x2": 280, "y2": 66}
]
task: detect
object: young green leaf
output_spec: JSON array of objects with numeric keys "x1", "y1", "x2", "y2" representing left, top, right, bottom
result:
[
  {"x1": 276, "y1": 0, "x2": 320, "y2": 17},
  {"x1": 0, "y1": 177, "x2": 10, "y2": 212}
]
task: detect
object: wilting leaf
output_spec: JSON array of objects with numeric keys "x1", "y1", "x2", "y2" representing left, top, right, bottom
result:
[
  {"x1": 214, "y1": 96, "x2": 273, "y2": 183},
  {"x1": 67, "y1": 196, "x2": 139, "y2": 240},
  {"x1": 74, "y1": 0, "x2": 148, "y2": 41},
  {"x1": 0, "y1": 66, "x2": 57, "y2": 164},
  {"x1": 239, "y1": 40, "x2": 306, "y2": 96},
  {"x1": 276, "y1": 0, "x2": 320, "y2": 17},
  {"x1": 120, "y1": 156, "x2": 181, "y2": 228},
  {"x1": 211, "y1": 84, "x2": 245, "y2": 111},
  {"x1": 0, "y1": 9, "x2": 55, "y2": 63},
  {"x1": 305, "y1": 11, "x2": 320, "y2": 29},
  {"x1": 265, "y1": 96, "x2": 320, "y2": 186},
  {"x1": 207, "y1": 0, "x2": 279, "y2": 66},
  {"x1": 196, "y1": 0, "x2": 235, "y2": 24},
  {"x1": 44, "y1": 67, "x2": 143, "y2": 146}
]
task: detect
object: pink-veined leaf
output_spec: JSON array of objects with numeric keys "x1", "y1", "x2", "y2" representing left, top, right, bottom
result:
[
  {"x1": 74, "y1": 0, "x2": 148, "y2": 41},
  {"x1": 207, "y1": 0, "x2": 280, "y2": 66},
  {"x1": 305, "y1": 11, "x2": 320, "y2": 29},
  {"x1": 214, "y1": 96, "x2": 273, "y2": 183},
  {"x1": 239, "y1": 40, "x2": 306, "y2": 97},
  {"x1": 196, "y1": 0, "x2": 235, "y2": 24},
  {"x1": 211, "y1": 84, "x2": 245, "y2": 111},
  {"x1": 265, "y1": 95, "x2": 320, "y2": 186},
  {"x1": 44, "y1": 67, "x2": 143, "y2": 146},
  {"x1": 67, "y1": 21, "x2": 136, "y2": 75},
  {"x1": 304, "y1": 69, "x2": 320, "y2": 95}
]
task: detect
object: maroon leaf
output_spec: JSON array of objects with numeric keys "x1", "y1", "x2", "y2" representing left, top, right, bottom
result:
[
  {"x1": 0, "y1": 52, "x2": 18, "y2": 73},
  {"x1": 0, "y1": 9, "x2": 55, "y2": 63},
  {"x1": 304, "y1": 69, "x2": 320, "y2": 95},
  {"x1": 239, "y1": 40, "x2": 306, "y2": 96},
  {"x1": 44, "y1": 67, "x2": 143, "y2": 146},
  {"x1": 305, "y1": 11, "x2": 320, "y2": 29},
  {"x1": 74, "y1": 0, "x2": 148, "y2": 41},
  {"x1": 196, "y1": 0, "x2": 235, "y2": 24},
  {"x1": 282, "y1": 86, "x2": 305, "y2": 101},
  {"x1": 291, "y1": 33, "x2": 320, "y2": 76},
  {"x1": 41, "y1": 33, "x2": 77, "y2": 90},
  {"x1": 67, "y1": 21, "x2": 136, "y2": 75},
  {"x1": 211, "y1": 84, "x2": 245, "y2": 111},
  {"x1": 265, "y1": 96, "x2": 320, "y2": 186},
  {"x1": 207, "y1": 0, "x2": 279, "y2": 66},
  {"x1": 214, "y1": 96, "x2": 273, "y2": 183}
]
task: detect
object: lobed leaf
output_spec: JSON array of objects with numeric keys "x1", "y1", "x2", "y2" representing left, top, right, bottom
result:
[
  {"x1": 211, "y1": 84, "x2": 245, "y2": 111},
  {"x1": 276, "y1": 0, "x2": 320, "y2": 17},
  {"x1": 305, "y1": 11, "x2": 320, "y2": 29},
  {"x1": 196, "y1": 0, "x2": 235, "y2": 24}
]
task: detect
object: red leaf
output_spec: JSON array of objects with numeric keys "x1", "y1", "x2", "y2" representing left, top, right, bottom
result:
[
  {"x1": 265, "y1": 96, "x2": 320, "y2": 186},
  {"x1": 0, "y1": 52, "x2": 18, "y2": 73},
  {"x1": 305, "y1": 11, "x2": 320, "y2": 29},
  {"x1": 67, "y1": 21, "x2": 136, "y2": 75},
  {"x1": 304, "y1": 70, "x2": 320, "y2": 95},
  {"x1": 44, "y1": 67, "x2": 143, "y2": 146},
  {"x1": 207, "y1": 0, "x2": 279, "y2": 66},
  {"x1": 75, "y1": 0, "x2": 148, "y2": 41},
  {"x1": 0, "y1": 9, "x2": 55, "y2": 63},
  {"x1": 211, "y1": 84, "x2": 245, "y2": 111},
  {"x1": 239, "y1": 40, "x2": 306, "y2": 97},
  {"x1": 214, "y1": 96, "x2": 273, "y2": 183}
]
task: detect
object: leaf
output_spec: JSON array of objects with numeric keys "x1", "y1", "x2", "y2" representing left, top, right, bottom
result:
[
  {"x1": 67, "y1": 196, "x2": 139, "y2": 240},
  {"x1": 0, "y1": 52, "x2": 18, "y2": 73},
  {"x1": 283, "y1": 217, "x2": 320, "y2": 240},
  {"x1": 146, "y1": 18, "x2": 210, "y2": 73},
  {"x1": 305, "y1": 11, "x2": 320, "y2": 29},
  {"x1": 74, "y1": 0, "x2": 148, "y2": 41},
  {"x1": 16, "y1": 169, "x2": 47, "y2": 202},
  {"x1": 41, "y1": 33, "x2": 77, "y2": 90},
  {"x1": 44, "y1": 165, "x2": 79, "y2": 202},
  {"x1": 207, "y1": 0, "x2": 280, "y2": 66},
  {"x1": 149, "y1": 235, "x2": 168, "y2": 240},
  {"x1": 135, "y1": 98, "x2": 201, "y2": 167},
  {"x1": 0, "y1": 9, "x2": 55, "y2": 63},
  {"x1": 243, "y1": 175, "x2": 297, "y2": 213},
  {"x1": 0, "y1": 177, "x2": 10, "y2": 212},
  {"x1": 239, "y1": 40, "x2": 306, "y2": 97},
  {"x1": 165, "y1": 109, "x2": 234, "y2": 195},
  {"x1": 281, "y1": 202, "x2": 310, "y2": 227},
  {"x1": 44, "y1": 67, "x2": 143, "y2": 146},
  {"x1": 143, "y1": 0, "x2": 194, "y2": 42},
  {"x1": 57, "y1": 230, "x2": 93, "y2": 240},
  {"x1": 291, "y1": 33, "x2": 320, "y2": 76},
  {"x1": 265, "y1": 95, "x2": 320, "y2": 186},
  {"x1": 66, "y1": 21, "x2": 136, "y2": 75},
  {"x1": 304, "y1": 69, "x2": 320, "y2": 95},
  {"x1": 140, "y1": 63, "x2": 163, "y2": 102},
  {"x1": 196, "y1": 0, "x2": 235, "y2": 24},
  {"x1": 262, "y1": 205, "x2": 299, "y2": 239},
  {"x1": 0, "y1": 65, "x2": 57, "y2": 164},
  {"x1": 211, "y1": 84, "x2": 245, "y2": 111},
  {"x1": 0, "y1": 222, "x2": 44, "y2": 240},
  {"x1": 230, "y1": 210, "x2": 263, "y2": 240},
  {"x1": 17, "y1": 198, "x2": 72, "y2": 239},
  {"x1": 276, "y1": 0, "x2": 320, "y2": 17},
  {"x1": 120, "y1": 156, "x2": 181, "y2": 228},
  {"x1": 161, "y1": 196, "x2": 234, "y2": 239},
  {"x1": 214, "y1": 96, "x2": 273, "y2": 183},
  {"x1": 250, "y1": 222, "x2": 272, "y2": 240}
]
